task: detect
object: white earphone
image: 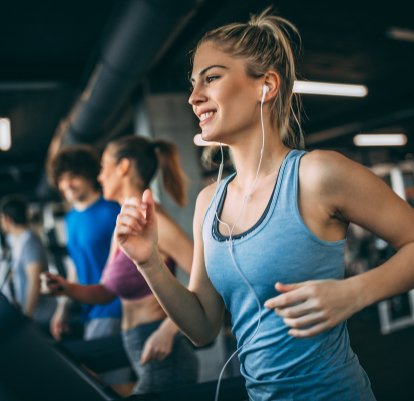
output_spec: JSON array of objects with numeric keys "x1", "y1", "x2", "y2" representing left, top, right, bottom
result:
[{"x1": 261, "y1": 84, "x2": 269, "y2": 103}]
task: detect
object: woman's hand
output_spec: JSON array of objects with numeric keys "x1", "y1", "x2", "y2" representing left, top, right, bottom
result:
[
  {"x1": 264, "y1": 280, "x2": 361, "y2": 337},
  {"x1": 140, "y1": 325, "x2": 176, "y2": 365},
  {"x1": 115, "y1": 189, "x2": 159, "y2": 268},
  {"x1": 40, "y1": 272, "x2": 67, "y2": 296},
  {"x1": 50, "y1": 306, "x2": 70, "y2": 341}
]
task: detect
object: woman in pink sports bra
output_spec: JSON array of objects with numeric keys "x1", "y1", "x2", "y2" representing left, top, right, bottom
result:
[{"x1": 43, "y1": 135, "x2": 198, "y2": 395}]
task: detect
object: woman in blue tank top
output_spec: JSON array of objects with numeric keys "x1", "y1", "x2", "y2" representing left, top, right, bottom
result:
[{"x1": 115, "y1": 8, "x2": 414, "y2": 401}]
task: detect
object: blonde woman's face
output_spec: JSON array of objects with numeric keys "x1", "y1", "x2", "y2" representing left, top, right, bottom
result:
[{"x1": 189, "y1": 41, "x2": 262, "y2": 145}]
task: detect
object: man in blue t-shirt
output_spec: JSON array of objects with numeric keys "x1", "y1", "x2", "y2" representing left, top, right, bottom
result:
[{"x1": 49, "y1": 145, "x2": 121, "y2": 340}]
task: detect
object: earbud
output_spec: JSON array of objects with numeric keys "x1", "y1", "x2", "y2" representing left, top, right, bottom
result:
[{"x1": 261, "y1": 85, "x2": 269, "y2": 103}]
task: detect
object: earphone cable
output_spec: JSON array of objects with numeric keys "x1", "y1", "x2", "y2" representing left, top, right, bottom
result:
[{"x1": 213, "y1": 92, "x2": 267, "y2": 401}]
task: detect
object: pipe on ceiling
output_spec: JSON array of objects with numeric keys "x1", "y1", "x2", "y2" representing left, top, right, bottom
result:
[
  {"x1": 58, "y1": 0, "x2": 202, "y2": 146},
  {"x1": 38, "y1": 0, "x2": 202, "y2": 199}
]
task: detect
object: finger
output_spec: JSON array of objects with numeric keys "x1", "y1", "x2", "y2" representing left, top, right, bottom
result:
[
  {"x1": 275, "y1": 282, "x2": 304, "y2": 292},
  {"x1": 53, "y1": 323, "x2": 63, "y2": 340},
  {"x1": 140, "y1": 344, "x2": 152, "y2": 365},
  {"x1": 119, "y1": 201, "x2": 146, "y2": 226},
  {"x1": 158, "y1": 347, "x2": 171, "y2": 361},
  {"x1": 44, "y1": 272, "x2": 58, "y2": 281},
  {"x1": 155, "y1": 351, "x2": 168, "y2": 361},
  {"x1": 282, "y1": 311, "x2": 325, "y2": 329},
  {"x1": 288, "y1": 321, "x2": 331, "y2": 338},
  {"x1": 116, "y1": 215, "x2": 147, "y2": 236},
  {"x1": 52, "y1": 328, "x2": 61, "y2": 341},
  {"x1": 264, "y1": 290, "x2": 308, "y2": 309},
  {"x1": 142, "y1": 189, "x2": 156, "y2": 225},
  {"x1": 274, "y1": 300, "x2": 318, "y2": 318}
]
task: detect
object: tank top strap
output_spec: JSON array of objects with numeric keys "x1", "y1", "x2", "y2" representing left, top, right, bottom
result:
[{"x1": 275, "y1": 149, "x2": 307, "y2": 212}]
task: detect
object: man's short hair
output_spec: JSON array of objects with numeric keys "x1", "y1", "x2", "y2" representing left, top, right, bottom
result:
[
  {"x1": 0, "y1": 195, "x2": 29, "y2": 225},
  {"x1": 48, "y1": 144, "x2": 101, "y2": 190}
]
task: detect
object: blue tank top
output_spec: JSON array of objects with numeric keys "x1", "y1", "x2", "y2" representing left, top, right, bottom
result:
[{"x1": 203, "y1": 150, "x2": 375, "y2": 401}]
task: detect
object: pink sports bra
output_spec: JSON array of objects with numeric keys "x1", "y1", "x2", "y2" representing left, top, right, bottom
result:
[{"x1": 101, "y1": 248, "x2": 175, "y2": 301}]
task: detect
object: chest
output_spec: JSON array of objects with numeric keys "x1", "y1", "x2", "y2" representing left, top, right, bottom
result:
[
  {"x1": 218, "y1": 180, "x2": 277, "y2": 237},
  {"x1": 208, "y1": 215, "x2": 335, "y2": 300},
  {"x1": 66, "y1": 211, "x2": 113, "y2": 249}
]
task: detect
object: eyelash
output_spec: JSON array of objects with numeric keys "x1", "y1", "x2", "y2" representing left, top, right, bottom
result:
[
  {"x1": 206, "y1": 75, "x2": 220, "y2": 83},
  {"x1": 189, "y1": 75, "x2": 221, "y2": 92}
]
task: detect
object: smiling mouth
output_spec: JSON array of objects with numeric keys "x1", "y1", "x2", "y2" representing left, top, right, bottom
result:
[{"x1": 199, "y1": 111, "x2": 215, "y2": 126}]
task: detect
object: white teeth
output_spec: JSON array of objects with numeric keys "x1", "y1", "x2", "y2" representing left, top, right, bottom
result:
[{"x1": 200, "y1": 111, "x2": 214, "y2": 121}]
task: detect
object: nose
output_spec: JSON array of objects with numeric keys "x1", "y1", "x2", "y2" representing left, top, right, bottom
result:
[{"x1": 188, "y1": 82, "x2": 206, "y2": 107}]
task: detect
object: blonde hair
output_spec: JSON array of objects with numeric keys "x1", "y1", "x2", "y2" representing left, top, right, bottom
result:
[{"x1": 195, "y1": 7, "x2": 304, "y2": 149}]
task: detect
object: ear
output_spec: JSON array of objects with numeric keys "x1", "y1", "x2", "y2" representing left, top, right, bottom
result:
[
  {"x1": 117, "y1": 158, "x2": 131, "y2": 177},
  {"x1": 1, "y1": 214, "x2": 12, "y2": 228},
  {"x1": 261, "y1": 70, "x2": 280, "y2": 102}
]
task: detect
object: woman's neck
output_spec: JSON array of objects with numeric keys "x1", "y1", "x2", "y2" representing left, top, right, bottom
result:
[
  {"x1": 117, "y1": 182, "x2": 143, "y2": 205},
  {"x1": 230, "y1": 129, "x2": 289, "y2": 191}
]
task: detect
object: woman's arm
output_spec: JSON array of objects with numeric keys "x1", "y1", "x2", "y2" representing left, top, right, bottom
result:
[
  {"x1": 265, "y1": 150, "x2": 414, "y2": 337},
  {"x1": 42, "y1": 272, "x2": 116, "y2": 305},
  {"x1": 116, "y1": 188, "x2": 225, "y2": 346}
]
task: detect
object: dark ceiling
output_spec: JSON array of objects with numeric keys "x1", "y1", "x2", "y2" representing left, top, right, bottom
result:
[{"x1": 1, "y1": 0, "x2": 414, "y2": 201}]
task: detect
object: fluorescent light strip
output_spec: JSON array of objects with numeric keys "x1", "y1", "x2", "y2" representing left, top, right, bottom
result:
[
  {"x1": 387, "y1": 27, "x2": 414, "y2": 43},
  {"x1": 353, "y1": 134, "x2": 407, "y2": 147},
  {"x1": 0, "y1": 118, "x2": 11, "y2": 151},
  {"x1": 293, "y1": 81, "x2": 368, "y2": 97}
]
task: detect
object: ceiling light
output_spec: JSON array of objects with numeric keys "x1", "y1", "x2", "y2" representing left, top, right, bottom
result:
[
  {"x1": 353, "y1": 133, "x2": 407, "y2": 147},
  {"x1": 293, "y1": 81, "x2": 368, "y2": 97},
  {"x1": 387, "y1": 27, "x2": 414, "y2": 43},
  {"x1": 0, "y1": 118, "x2": 11, "y2": 151}
]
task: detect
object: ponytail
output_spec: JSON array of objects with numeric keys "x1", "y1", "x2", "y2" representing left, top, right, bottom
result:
[
  {"x1": 108, "y1": 135, "x2": 188, "y2": 206},
  {"x1": 153, "y1": 140, "x2": 188, "y2": 206}
]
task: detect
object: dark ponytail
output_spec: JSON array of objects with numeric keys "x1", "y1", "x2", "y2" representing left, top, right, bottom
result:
[
  {"x1": 153, "y1": 140, "x2": 188, "y2": 206},
  {"x1": 108, "y1": 135, "x2": 188, "y2": 206}
]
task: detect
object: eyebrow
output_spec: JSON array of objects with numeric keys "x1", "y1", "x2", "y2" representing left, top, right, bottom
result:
[{"x1": 190, "y1": 65, "x2": 228, "y2": 83}]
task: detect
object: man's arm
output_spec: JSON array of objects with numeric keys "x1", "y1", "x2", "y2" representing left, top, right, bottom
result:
[{"x1": 24, "y1": 261, "x2": 42, "y2": 317}]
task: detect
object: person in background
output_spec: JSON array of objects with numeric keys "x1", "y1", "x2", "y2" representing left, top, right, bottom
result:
[
  {"x1": 48, "y1": 145, "x2": 121, "y2": 341},
  {"x1": 0, "y1": 194, "x2": 48, "y2": 320},
  {"x1": 44, "y1": 135, "x2": 198, "y2": 395}
]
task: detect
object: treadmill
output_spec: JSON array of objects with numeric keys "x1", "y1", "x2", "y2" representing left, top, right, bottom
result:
[{"x1": 0, "y1": 293, "x2": 247, "y2": 401}]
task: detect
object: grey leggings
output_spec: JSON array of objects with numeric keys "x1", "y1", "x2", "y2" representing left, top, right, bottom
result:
[{"x1": 122, "y1": 320, "x2": 198, "y2": 394}]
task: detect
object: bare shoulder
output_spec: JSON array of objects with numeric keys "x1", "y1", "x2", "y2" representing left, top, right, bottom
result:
[
  {"x1": 300, "y1": 149, "x2": 371, "y2": 195},
  {"x1": 301, "y1": 149, "x2": 356, "y2": 178}
]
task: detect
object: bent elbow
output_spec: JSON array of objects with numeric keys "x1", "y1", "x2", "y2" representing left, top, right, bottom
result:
[{"x1": 188, "y1": 329, "x2": 219, "y2": 348}]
